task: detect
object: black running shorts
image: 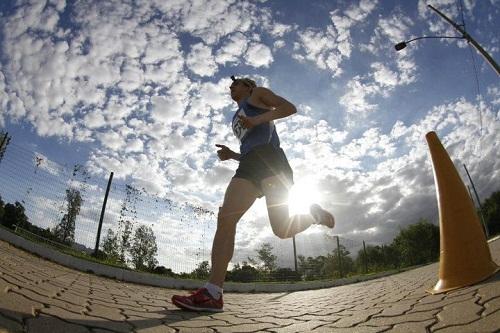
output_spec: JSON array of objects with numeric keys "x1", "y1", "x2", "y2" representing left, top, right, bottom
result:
[{"x1": 234, "y1": 144, "x2": 294, "y2": 198}]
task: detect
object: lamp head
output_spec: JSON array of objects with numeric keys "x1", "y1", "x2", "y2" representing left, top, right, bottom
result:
[{"x1": 395, "y1": 42, "x2": 407, "y2": 51}]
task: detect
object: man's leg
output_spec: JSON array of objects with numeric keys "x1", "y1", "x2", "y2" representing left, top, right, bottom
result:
[
  {"x1": 208, "y1": 177, "x2": 259, "y2": 287},
  {"x1": 261, "y1": 175, "x2": 334, "y2": 239},
  {"x1": 261, "y1": 175, "x2": 317, "y2": 239},
  {"x1": 171, "y1": 178, "x2": 258, "y2": 312}
]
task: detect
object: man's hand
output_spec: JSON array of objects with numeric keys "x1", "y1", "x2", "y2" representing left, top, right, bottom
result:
[
  {"x1": 215, "y1": 144, "x2": 238, "y2": 161},
  {"x1": 238, "y1": 114, "x2": 260, "y2": 129}
]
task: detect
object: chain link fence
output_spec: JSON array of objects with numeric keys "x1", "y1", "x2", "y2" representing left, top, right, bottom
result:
[{"x1": 0, "y1": 137, "x2": 433, "y2": 282}]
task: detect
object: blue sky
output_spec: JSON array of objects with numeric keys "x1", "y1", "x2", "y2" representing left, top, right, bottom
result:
[{"x1": 0, "y1": 0, "x2": 499, "y2": 270}]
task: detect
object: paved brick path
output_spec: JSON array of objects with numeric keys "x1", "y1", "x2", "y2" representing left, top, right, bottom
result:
[{"x1": 0, "y1": 238, "x2": 499, "y2": 333}]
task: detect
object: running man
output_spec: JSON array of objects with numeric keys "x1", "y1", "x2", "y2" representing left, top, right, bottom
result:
[{"x1": 172, "y1": 76, "x2": 334, "y2": 312}]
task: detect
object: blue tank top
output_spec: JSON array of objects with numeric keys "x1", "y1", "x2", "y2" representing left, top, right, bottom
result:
[{"x1": 232, "y1": 98, "x2": 280, "y2": 156}]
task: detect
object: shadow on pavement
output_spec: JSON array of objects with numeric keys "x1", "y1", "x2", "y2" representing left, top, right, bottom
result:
[{"x1": 0, "y1": 307, "x2": 213, "y2": 332}]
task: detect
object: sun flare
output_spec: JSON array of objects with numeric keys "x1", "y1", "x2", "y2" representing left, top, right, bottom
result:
[{"x1": 288, "y1": 179, "x2": 322, "y2": 215}]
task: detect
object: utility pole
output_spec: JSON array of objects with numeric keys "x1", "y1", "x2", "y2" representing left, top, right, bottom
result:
[
  {"x1": 292, "y1": 236, "x2": 298, "y2": 274},
  {"x1": 427, "y1": 4, "x2": 500, "y2": 76},
  {"x1": 463, "y1": 164, "x2": 489, "y2": 238},
  {"x1": 94, "y1": 172, "x2": 114, "y2": 256},
  {"x1": 363, "y1": 240, "x2": 368, "y2": 274}
]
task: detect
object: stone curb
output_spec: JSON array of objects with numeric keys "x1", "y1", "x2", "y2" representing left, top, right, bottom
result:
[{"x1": 0, "y1": 226, "x2": 417, "y2": 293}]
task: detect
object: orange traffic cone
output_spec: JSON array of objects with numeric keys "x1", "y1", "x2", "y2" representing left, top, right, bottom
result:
[{"x1": 426, "y1": 131, "x2": 498, "y2": 294}]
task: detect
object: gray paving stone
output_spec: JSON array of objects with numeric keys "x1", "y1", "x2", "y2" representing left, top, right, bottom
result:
[
  {"x1": 40, "y1": 304, "x2": 133, "y2": 333},
  {"x1": 312, "y1": 324, "x2": 391, "y2": 332},
  {"x1": 483, "y1": 296, "x2": 500, "y2": 316},
  {"x1": 477, "y1": 276, "x2": 500, "y2": 303},
  {"x1": 0, "y1": 310, "x2": 24, "y2": 333},
  {"x1": 176, "y1": 327, "x2": 215, "y2": 333},
  {"x1": 372, "y1": 301, "x2": 413, "y2": 317},
  {"x1": 212, "y1": 322, "x2": 280, "y2": 332},
  {"x1": 0, "y1": 289, "x2": 45, "y2": 322},
  {"x1": 431, "y1": 311, "x2": 500, "y2": 333},
  {"x1": 432, "y1": 298, "x2": 483, "y2": 330},
  {"x1": 211, "y1": 313, "x2": 255, "y2": 324},
  {"x1": 365, "y1": 309, "x2": 440, "y2": 327},
  {"x1": 25, "y1": 314, "x2": 91, "y2": 333},
  {"x1": 329, "y1": 308, "x2": 383, "y2": 328},
  {"x1": 86, "y1": 301, "x2": 126, "y2": 321},
  {"x1": 409, "y1": 292, "x2": 475, "y2": 313},
  {"x1": 125, "y1": 315, "x2": 174, "y2": 332},
  {"x1": 390, "y1": 319, "x2": 437, "y2": 333},
  {"x1": 269, "y1": 319, "x2": 329, "y2": 332},
  {"x1": 171, "y1": 318, "x2": 229, "y2": 328}
]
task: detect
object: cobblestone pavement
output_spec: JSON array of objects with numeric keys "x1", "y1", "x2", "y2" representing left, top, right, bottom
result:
[{"x1": 0, "y1": 239, "x2": 499, "y2": 333}]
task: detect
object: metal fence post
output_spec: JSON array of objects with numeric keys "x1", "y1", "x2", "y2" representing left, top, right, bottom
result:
[
  {"x1": 0, "y1": 132, "x2": 9, "y2": 165},
  {"x1": 363, "y1": 240, "x2": 368, "y2": 273},
  {"x1": 292, "y1": 236, "x2": 298, "y2": 273},
  {"x1": 94, "y1": 172, "x2": 114, "y2": 256},
  {"x1": 336, "y1": 236, "x2": 342, "y2": 278}
]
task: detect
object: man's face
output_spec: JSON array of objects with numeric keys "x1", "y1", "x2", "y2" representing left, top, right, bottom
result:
[{"x1": 230, "y1": 80, "x2": 251, "y2": 100}]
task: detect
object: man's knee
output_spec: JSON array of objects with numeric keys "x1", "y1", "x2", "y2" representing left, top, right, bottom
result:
[
  {"x1": 270, "y1": 224, "x2": 290, "y2": 239},
  {"x1": 217, "y1": 207, "x2": 240, "y2": 230}
]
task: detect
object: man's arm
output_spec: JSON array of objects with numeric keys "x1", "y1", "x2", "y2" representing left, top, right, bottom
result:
[
  {"x1": 253, "y1": 87, "x2": 297, "y2": 123},
  {"x1": 215, "y1": 144, "x2": 241, "y2": 161},
  {"x1": 238, "y1": 87, "x2": 296, "y2": 128}
]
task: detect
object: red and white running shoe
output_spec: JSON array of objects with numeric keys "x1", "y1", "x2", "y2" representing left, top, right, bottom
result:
[{"x1": 171, "y1": 288, "x2": 223, "y2": 312}]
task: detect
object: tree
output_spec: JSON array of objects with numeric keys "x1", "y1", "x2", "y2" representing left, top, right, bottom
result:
[
  {"x1": 355, "y1": 244, "x2": 401, "y2": 273},
  {"x1": 153, "y1": 266, "x2": 175, "y2": 277},
  {"x1": 119, "y1": 219, "x2": 133, "y2": 263},
  {"x1": 129, "y1": 225, "x2": 158, "y2": 271},
  {"x1": 191, "y1": 260, "x2": 210, "y2": 279},
  {"x1": 1, "y1": 202, "x2": 28, "y2": 229},
  {"x1": 273, "y1": 268, "x2": 300, "y2": 281},
  {"x1": 53, "y1": 188, "x2": 82, "y2": 244},
  {"x1": 256, "y1": 243, "x2": 277, "y2": 272},
  {"x1": 227, "y1": 262, "x2": 260, "y2": 282},
  {"x1": 323, "y1": 244, "x2": 354, "y2": 278},
  {"x1": 482, "y1": 191, "x2": 500, "y2": 236},
  {"x1": 392, "y1": 219, "x2": 439, "y2": 267},
  {"x1": 0, "y1": 196, "x2": 5, "y2": 221},
  {"x1": 101, "y1": 228, "x2": 121, "y2": 263}
]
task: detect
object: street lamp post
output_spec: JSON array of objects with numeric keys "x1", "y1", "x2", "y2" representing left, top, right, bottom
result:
[{"x1": 395, "y1": 4, "x2": 500, "y2": 76}]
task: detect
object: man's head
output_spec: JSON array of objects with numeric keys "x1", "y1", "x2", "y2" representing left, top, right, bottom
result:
[{"x1": 230, "y1": 76, "x2": 256, "y2": 101}]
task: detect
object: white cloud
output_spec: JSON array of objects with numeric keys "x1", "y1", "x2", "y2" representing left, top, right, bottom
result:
[
  {"x1": 488, "y1": 86, "x2": 500, "y2": 106},
  {"x1": 96, "y1": 130, "x2": 125, "y2": 151},
  {"x1": 293, "y1": 1, "x2": 378, "y2": 77},
  {"x1": 215, "y1": 33, "x2": 249, "y2": 65},
  {"x1": 294, "y1": 27, "x2": 339, "y2": 74},
  {"x1": 360, "y1": 9, "x2": 414, "y2": 57},
  {"x1": 339, "y1": 76, "x2": 379, "y2": 116},
  {"x1": 245, "y1": 43, "x2": 274, "y2": 68},
  {"x1": 178, "y1": 0, "x2": 254, "y2": 45},
  {"x1": 150, "y1": 94, "x2": 187, "y2": 124},
  {"x1": 83, "y1": 111, "x2": 106, "y2": 129},
  {"x1": 125, "y1": 138, "x2": 144, "y2": 153},
  {"x1": 186, "y1": 43, "x2": 218, "y2": 77},
  {"x1": 371, "y1": 62, "x2": 399, "y2": 88}
]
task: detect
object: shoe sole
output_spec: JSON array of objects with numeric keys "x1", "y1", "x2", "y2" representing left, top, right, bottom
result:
[
  {"x1": 311, "y1": 205, "x2": 335, "y2": 228},
  {"x1": 323, "y1": 211, "x2": 335, "y2": 228},
  {"x1": 172, "y1": 298, "x2": 224, "y2": 313}
]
